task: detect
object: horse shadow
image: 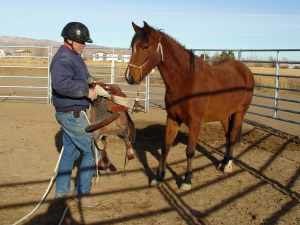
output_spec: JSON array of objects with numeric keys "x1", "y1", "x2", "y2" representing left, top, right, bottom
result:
[
  {"x1": 133, "y1": 124, "x2": 220, "y2": 187},
  {"x1": 133, "y1": 124, "x2": 164, "y2": 182}
]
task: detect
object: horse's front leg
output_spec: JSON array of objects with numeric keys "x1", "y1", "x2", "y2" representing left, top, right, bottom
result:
[
  {"x1": 181, "y1": 122, "x2": 201, "y2": 191},
  {"x1": 152, "y1": 117, "x2": 179, "y2": 185}
]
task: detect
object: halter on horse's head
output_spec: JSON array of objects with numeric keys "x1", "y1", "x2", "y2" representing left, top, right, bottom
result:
[{"x1": 125, "y1": 21, "x2": 164, "y2": 84}]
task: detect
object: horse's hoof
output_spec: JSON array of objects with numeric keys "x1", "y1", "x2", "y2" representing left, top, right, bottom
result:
[
  {"x1": 150, "y1": 178, "x2": 164, "y2": 186},
  {"x1": 180, "y1": 183, "x2": 192, "y2": 191},
  {"x1": 224, "y1": 160, "x2": 233, "y2": 173},
  {"x1": 150, "y1": 179, "x2": 158, "y2": 186},
  {"x1": 217, "y1": 160, "x2": 233, "y2": 173}
]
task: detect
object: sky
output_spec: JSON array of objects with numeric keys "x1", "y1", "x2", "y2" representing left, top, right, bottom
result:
[{"x1": 1, "y1": 0, "x2": 300, "y2": 50}]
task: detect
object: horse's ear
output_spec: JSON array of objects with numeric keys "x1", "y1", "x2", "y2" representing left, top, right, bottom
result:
[
  {"x1": 143, "y1": 21, "x2": 150, "y2": 28},
  {"x1": 143, "y1": 21, "x2": 153, "y2": 34},
  {"x1": 132, "y1": 22, "x2": 142, "y2": 33}
]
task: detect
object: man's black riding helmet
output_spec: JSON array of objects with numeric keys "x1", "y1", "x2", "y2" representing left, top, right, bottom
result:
[{"x1": 61, "y1": 22, "x2": 93, "y2": 44}]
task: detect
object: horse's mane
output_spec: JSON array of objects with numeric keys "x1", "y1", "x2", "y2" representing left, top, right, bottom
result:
[
  {"x1": 157, "y1": 29, "x2": 196, "y2": 73},
  {"x1": 211, "y1": 58, "x2": 235, "y2": 66}
]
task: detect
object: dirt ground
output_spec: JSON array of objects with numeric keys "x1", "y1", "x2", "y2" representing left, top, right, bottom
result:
[{"x1": 0, "y1": 102, "x2": 299, "y2": 225}]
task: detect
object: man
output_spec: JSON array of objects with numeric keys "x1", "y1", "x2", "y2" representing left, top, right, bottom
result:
[{"x1": 51, "y1": 22, "x2": 98, "y2": 207}]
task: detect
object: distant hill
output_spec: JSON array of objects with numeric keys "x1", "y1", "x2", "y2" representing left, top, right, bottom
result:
[
  {"x1": 0, "y1": 35, "x2": 61, "y2": 47},
  {"x1": 0, "y1": 36, "x2": 130, "y2": 55}
]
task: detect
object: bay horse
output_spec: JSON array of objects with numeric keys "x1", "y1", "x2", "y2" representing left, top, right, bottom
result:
[
  {"x1": 125, "y1": 21, "x2": 254, "y2": 190},
  {"x1": 85, "y1": 82, "x2": 136, "y2": 172}
]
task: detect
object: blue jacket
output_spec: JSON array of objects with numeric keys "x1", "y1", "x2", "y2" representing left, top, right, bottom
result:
[{"x1": 51, "y1": 45, "x2": 90, "y2": 112}]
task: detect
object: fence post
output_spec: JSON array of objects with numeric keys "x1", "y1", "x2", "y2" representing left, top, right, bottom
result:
[
  {"x1": 47, "y1": 46, "x2": 52, "y2": 104},
  {"x1": 238, "y1": 50, "x2": 242, "y2": 61},
  {"x1": 274, "y1": 50, "x2": 280, "y2": 118},
  {"x1": 145, "y1": 74, "x2": 150, "y2": 112},
  {"x1": 110, "y1": 48, "x2": 115, "y2": 84}
]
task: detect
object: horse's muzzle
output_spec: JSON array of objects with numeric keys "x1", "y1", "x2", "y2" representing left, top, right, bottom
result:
[{"x1": 125, "y1": 74, "x2": 136, "y2": 85}]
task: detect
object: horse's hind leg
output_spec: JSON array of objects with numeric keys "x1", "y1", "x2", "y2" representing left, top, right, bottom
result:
[
  {"x1": 152, "y1": 117, "x2": 179, "y2": 185},
  {"x1": 220, "y1": 111, "x2": 245, "y2": 173}
]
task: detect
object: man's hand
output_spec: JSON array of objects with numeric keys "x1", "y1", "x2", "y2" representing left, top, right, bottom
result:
[
  {"x1": 94, "y1": 85, "x2": 110, "y2": 98},
  {"x1": 88, "y1": 87, "x2": 97, "y2": 101}
]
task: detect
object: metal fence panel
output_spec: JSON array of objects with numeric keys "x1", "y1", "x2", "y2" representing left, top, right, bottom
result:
[
  {"x1": 0, "y1": 46, "x2": 50, "y2": 103},
  {"x1": 0, "y1": 46, "x2": 299, "y2": 128}
]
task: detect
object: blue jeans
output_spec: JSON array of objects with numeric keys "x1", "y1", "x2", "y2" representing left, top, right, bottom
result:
[{"x1": 55, "y1": 111, "x2": 95, "y2": 197}]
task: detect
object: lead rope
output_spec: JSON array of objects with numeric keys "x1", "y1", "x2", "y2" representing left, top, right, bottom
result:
[
  {"x1": 10, "y1": 146, "x2": 65, "y2": 225},
  {"x1": 10, "y1": 111, "x2": 100, "y2": 225}
]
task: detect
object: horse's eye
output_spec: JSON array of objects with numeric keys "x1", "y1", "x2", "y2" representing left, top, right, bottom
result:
[{"x1": 141, "y1": 44, "x2": 149, "y2": 50}]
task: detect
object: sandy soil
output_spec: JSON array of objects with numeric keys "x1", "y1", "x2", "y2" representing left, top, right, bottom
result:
[{"x1": 0, "y1": 102, "x2": 299, "y2": 225}]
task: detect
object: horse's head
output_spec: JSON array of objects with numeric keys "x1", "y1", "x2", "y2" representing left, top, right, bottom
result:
[{"x1": 125, "y1": 21, "x2": 163, "y2": 84}]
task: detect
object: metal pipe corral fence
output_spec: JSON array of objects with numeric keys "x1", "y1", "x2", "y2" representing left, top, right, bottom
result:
[{"x1": 0, "y1": 46, "x2": 299, "y2": 132}]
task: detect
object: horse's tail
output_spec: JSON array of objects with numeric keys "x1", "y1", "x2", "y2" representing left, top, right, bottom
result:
[{"x1": 126, "y1": 112, "x2": 136, "y2": 143}]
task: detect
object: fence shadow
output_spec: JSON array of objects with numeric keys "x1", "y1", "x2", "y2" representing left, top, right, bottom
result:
[
  {"x1": 1, "y1": 123, "x2": 299, "y2": 225},
  {"x1": 134, "y1": 123, "x2": 300, "y2": 225}
]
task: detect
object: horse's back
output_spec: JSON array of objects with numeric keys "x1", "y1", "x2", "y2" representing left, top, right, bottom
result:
[
  {"x1": 211, "y1": 59, "x2": 254, "y2": 89},
  {"x1": 177, "y1": 59, "x2": 255, "y2": 122}
]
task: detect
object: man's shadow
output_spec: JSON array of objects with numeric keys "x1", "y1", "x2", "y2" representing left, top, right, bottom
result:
[
  {"x1": 133, "y1": 124, "x2": 220, "y2": 186},
  {"x1": 23, "y1": 198, "x2": 80, "y2": 225}
]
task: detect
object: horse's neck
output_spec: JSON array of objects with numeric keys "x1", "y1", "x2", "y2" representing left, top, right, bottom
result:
[{"x1": 157, "y1": 38, "x2": 194, "y2": 93}]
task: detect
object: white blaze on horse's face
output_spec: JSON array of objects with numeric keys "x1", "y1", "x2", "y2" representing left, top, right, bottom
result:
[{"x1": 126, "y1": 37, "x2": 163, "y2": 85}]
